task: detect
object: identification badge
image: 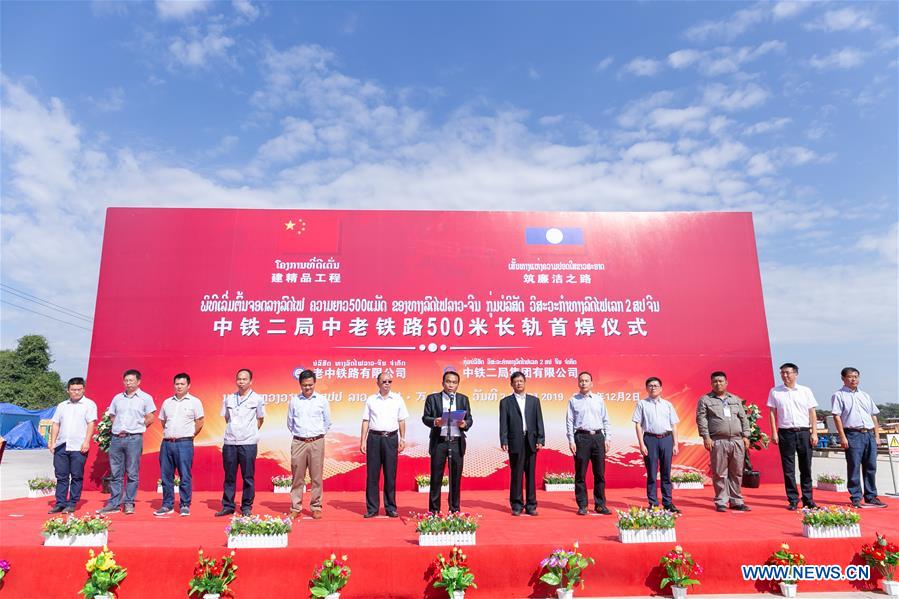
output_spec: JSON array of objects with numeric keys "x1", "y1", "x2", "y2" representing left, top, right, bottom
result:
[{"x1": 723, "y1": 405, "x2": 732, "y2": 418}]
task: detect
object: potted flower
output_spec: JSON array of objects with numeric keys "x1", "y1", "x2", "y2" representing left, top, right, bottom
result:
[
  {"x1": 538, "y1": 541, "x2": 595, "y2": 599},
  {"x1": 670, "y1": 472, "x2": 704, "y2": 490},
  {"x1": 616, "y1": 506, "x2": 679, "y2": 544},
  {"x1": 27, "y1": 476, "x2": 56, "y2": 498},
  {"x1": 543, "y1": 473, "x2": 576, "y2": 492},
  {"x1": 860, "y1": 533, "x2": 899, "y2": 596},
  {"x1": 416, "y1": 474, "x2": 449, "y2": 493},
  {"x1": 415, "y1": 512, "x2": 480, "y2": 546},
  {"x1": 801, "y1": 506, "x2": 861, "y2": 538},
  {"x1": 272, "y1": 474, "x2": 292, "y2": 494},
  {"x1": 309, "y1": 553, "x2": 351, "y2": 598},
  {"x1": 742, "y1": 401, "x2": 769, "y2": 488},
  {"x1": 816, "y1": 473, "x2": 847, "y2": 493},
  {"x1": 0, "y1": 559, "x2": 10, "y2": 588},
  {"x1": 188, "y1": 549, "x2": 237, "y2": 599},
  {"x1": 92, "y1": 414, "x2": 113, "y2": 493},
  {"x1": 42, "y1": 514, "x2": 111, "y2": 547},
  {"x1": 659, "y1": 545, "x2": 702, "y2": 599},
  {"x1": 226, "y1": 514, "x2": 292, "y2": 549},
  {"x1": 765, "y1": 543, "x2": 805, "y2": 598},
  {"x1": 157, "y1": 476, "x2": 181, "y2": 494},
  {"x1": 79, "y1": 545, "x2": 127, "y2": 599},
  {"x1": 430, "y1": 546, "x2": 476, "y2": 599}
]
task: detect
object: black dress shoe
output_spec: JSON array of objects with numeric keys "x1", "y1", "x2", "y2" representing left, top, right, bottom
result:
[
  {"x1": 525, "y1": 509, "x2": 538, "y2": 516},
  {"x1": 386, "y1": 511, "x2": 399, "y2": 518},
  {"x1": 850, "y1": 500, "x2": 862, "y2": 508},
  {"x1": 595, "y1": 506, "x2": 611, "y2": 515},
  {"x1": 511, "y1": 509, "x2": 521, "y2": 516},
  {"x1": 803, "y1": 501, "x2": 818, "y2": 509},
  {"x1": 48, "y1": 504, "x2": 65, "y2": 514},
  {"x1": 787, "y1": 502, "x2": 798, "y2": 511},
  {"x1": 866, "y1": 498, "x2": 887, "y2": 508},
  {"x1": 730, "y1": 504, "x2": 752, "y2": 512},
  {"x1": 62, "y1": 505, "x2": 76, "y2": 513},
  {"x1": 363, "y1": 512, "x2": 377, "y2": 518},
  {"x1": 215, "y1": 509, "x2": 235, "y2": 517},
  {"x1": 576, "y1": 507, "x2": 587, "y2": 515},
  {"x1": 716, "y1": 505, "x2": 727, "y2": 512},
  {"x1": 663, "y1": 504, "x2": 681, "y2": 513}
]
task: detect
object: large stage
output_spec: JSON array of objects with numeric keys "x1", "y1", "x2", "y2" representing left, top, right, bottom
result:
[{"x1": 1, "y1": 484, "x2": 895, "y2": 598}]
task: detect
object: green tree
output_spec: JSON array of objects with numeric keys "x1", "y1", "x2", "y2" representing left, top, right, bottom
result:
[
  {"x1": 877, "y1": 403, "x2": 899, "y2": 420},
  {"x1": 0, "y1": 335, "x2": 65, "y2": 409}
]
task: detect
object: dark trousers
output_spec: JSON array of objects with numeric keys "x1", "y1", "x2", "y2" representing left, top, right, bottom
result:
[
  {"x1": 222, "y1": 443, "x2": 257, "y2": 511},
  {"x1": 777, "y1": 428, "x2": 813, "y2": 505},
  {"x1": 160, "y1": 439, "x2": 194, "y2": 508},
  {"x1": 643, "y1": 433, "x2": 673, "y2": 506},
  {"x1": 574, "y1": 431, "x2": 606, "y2": 509},
  {"x1": 429, "y1": 438, "x2": 463, "y2": 513},
  {"x1": 845, "y1": 430, "x2": 878, "y2": 502},
  {"x1": 509, "y1": 435, "x2": 537, "y2": 511},
  {"x1": 365, "y1": 433, "x2": 398, "y2": 514},
  {"x1": 53, "y1": 449, "x2": 86, "y2": 508}
]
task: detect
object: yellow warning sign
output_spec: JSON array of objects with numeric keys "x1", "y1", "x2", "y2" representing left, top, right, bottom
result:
[{"x1": 888, "y1": 433, "x2": 899, "y2": 457}]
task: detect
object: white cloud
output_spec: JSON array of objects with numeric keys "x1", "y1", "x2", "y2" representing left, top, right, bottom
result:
[
  {"x1": 622, "y1": 57, "x2": 663, "y2": 77},
  {"x1": 169, "y1": 27, "x2": 235, "y2": 68},
  {"x1": 684, "y1": 5, "x2": 766, "y2": 41},
  {"x1": 668, "y1": 49, "x2": 702, "y2": 69},
  {"x1": 667, "y1": 41, "x2": 786, "y2": 77},
  {"x1": 90, "y1": 1, "x2": 129, "y2": 17},
  {"x1": 340, "y1": 12, "x2": 359, "y2": 35},
  {"x1": 702, "y1": 82, "x2": 769, "y2": 111},
  {"x1": 594, "y1": 56, "x2": 614, "y2": 72},
  {"x1": 806, "y1": 8, "x2": 875, "y2": 32},
  {"x1": 156, "y1": 0, "x2": 212, "y2": 20},
  {"x1": 87, "y1": 86, "x2": 125, "y2": 112},
  {"x1": 743, "y1": 117, "x2": 791, "y2": 136},
  {"x1": 808, "y1": 47, "x2": 867, "y2": 70},
  {"x1": 527, "y1": 67, "x2": 541, "y2": 80},
  {"x1": 647, "y1": 106, "x2": 708, "y2": 131},
  {"x1": 772, "y1": 1, "x2": 811, "y2": 20},
  {"x1": 747, "y1": 153, "x2": 776, "y2": 177},
  {"x1": 857, "y1": 222, "x2": 898, "y2": 265},
  {"x1": 256, "y1": 118, "x2": 317, "y2": 163},
  {"x1": 232, "y1": 0, "x2": 259, "y2": 21},
  {"x1": 617, "y1": 91, "x2": 675, "y2": 128}
]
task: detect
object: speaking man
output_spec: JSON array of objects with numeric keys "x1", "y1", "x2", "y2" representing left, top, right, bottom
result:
[
  {"x1": 695, "y1": 371, "x2": 751, "y2": 512},
  {"x1": 633, "y1": 377, "x2": 681, "y2": 513},
  {"x1": 768, "y1": 362, "x2": 818, "y2": 510},
  {"x1": 831, "y1": 367, "x2": 886, "y2": 508},
  {"x1": 48, "y1": 377, "x2": 97, "y2": 514},
  {"x1": 216, "y1": 368, "x2": 265, "y2": 517},
  {"x1": 566, "y1": 371, "x2": 611, "y2": 515},
  {"x1": 155, "y1": 372, "x2": 204, "y2": 517},
  {"x1": 499, "y1": 371, "x2": 545, "y2": 516},
  {"x1": 288, "y1": 369, "x2": 331, "y2": 520},
  {"x1": 361, "y1": 370, "x2": 408, "y2": 518},
  {"x1": 98, "y1": 369, "x2": 156, "y2": 515},
  {"x1": 422, "y1": 370, "x2": 473, "y2": 513}
]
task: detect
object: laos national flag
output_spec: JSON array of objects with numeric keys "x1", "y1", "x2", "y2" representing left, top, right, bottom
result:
[{"x1": 525, "y1": 227, "x2": 586, "y2": 254}]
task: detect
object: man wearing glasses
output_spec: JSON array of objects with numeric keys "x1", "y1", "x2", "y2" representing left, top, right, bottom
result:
[
  {"x1": 360, "y1": 370, "x2": 409, "y2": 518},
  {"x1": 632, "y1": 377, "x2": 681, "y2": 513}
]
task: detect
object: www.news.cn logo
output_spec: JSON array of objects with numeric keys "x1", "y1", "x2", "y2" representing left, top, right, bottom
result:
[{"x1": 741, "y1": 564, "x2": 870, "y2": 581}]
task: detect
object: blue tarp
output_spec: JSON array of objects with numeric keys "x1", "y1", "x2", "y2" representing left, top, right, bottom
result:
[
  {"x1": 3, "y1": 420, "x2": 47, "y2": 449},
  {"x1": 0, "y1": 402, "x2": 56, "y2": 436}
]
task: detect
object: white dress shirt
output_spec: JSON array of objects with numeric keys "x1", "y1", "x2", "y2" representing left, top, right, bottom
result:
[
  {"x1": 632, "y1": 397, "x2": 680, "y2": 435},
  {"x1": 108, "y1": 389, "x2": 156, "y2": 434},
  {"x1": 514, "y1": 393, "x2": 527, "y2": 433},
  {"x1": 287, "y1": 392, "x2": 331, "y2": 438},
  {"x1": 566, "y1": 393, "x2": 611, "y2": 443},
  {"x1": 362, "y1": 391, "x2": 409, "y2": 432},
  {"x1": 767, "y1": 384, "x2": 818, "y2": 428},
  {"x1": 159, "y1": 394, "x2": 204, "y2": 439},
  {"x1": 831, "y1": 386, "x2": 878, "y2": 429},
  {"x1": 222, "y1": 390, "x2": 266, "y2": 445},
  {"x1": 52, "y1": 397, "x2": 98, "y2": 451}
]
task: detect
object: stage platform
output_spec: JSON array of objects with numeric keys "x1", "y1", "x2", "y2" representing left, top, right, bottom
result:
[{"x1": 0, "y1": 484, "x2": 896, "y2": 598}]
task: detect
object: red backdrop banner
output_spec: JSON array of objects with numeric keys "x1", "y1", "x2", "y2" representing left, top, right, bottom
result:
[{"x1": 85, "y1": 208, "x2": 777, "y2": 491}]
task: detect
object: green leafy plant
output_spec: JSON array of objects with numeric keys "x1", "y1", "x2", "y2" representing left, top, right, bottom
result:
[
  {"x1": 816, "y1": 473, "x2": 845, "y2": 485},
  {"x1": 430, "y1": 546, "x2": 476, "y2": 596},
  {"x1": 659, "y1": 545, "x2": 702, "y2": 589},
  {"x1": 416, "y1": 474, "x2": 449, "y2": 487},
  {"x1": 539, "y1": 541, "x2": 595, "y2": 591},
  {"x1": 272, "y1": 474, "x2": 292, "y2": 488},
  {"x1": 860, "y1": 533, "x2": 899, "y2": 580},
  {"x1": 226, "y1": 514, "x2": 292, "y2": 536},
  {"x1": 43, "y1": 514, "x2": 111, "y2": 536},
  {"x1": 92, "y1": 414, "x2": 113, "y2": 453},
  {"x1": 616, "y1": 506, "x2": 680, "y2": 530},
  {"x1": 742, "y1": 402, "x2": 769, "y2": 472},
  {"x1": 156, "y1": 476, "x2": 181, "y2": 486},
  {"x1": 79, "y1": 546, "x2": 127, "y2": 598},
  {"x1": 188, "y1": 549, "x2": 237, "y2": 597},
  {"x1": 671, "y1": 472, "x2": 704, "y2": 484},
  {"x1": 801, "y1": 506, "x2": 860, "y2": 527},
  {"x1": 27, "y1": 476, "x2": 56, "y2": 491},
  {"x1": 309, "y1": 553, "x2": 350, "y2": 598},
  {"x1": 414, "y1": 512, "x2": 480, "y2": 534},
  {"x1": 543, "y1": 472, "x2": 576, "y2": 484},
  {"x1": 765, "y1": 543, "x2": 805, "y2": 584}
]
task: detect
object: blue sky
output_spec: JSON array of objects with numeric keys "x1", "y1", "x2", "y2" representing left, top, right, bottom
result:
[{"x1": 1, "y1": 1, "x2": 896, "y2": 404}]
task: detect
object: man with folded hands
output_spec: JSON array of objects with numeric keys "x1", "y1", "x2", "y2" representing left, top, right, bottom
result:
[
  {"x1": 360, "y1": 370, "x2": 408, "y2": 518},
  {"x1": 287, "y1": 369, "x2": 331, "y2": 520}
]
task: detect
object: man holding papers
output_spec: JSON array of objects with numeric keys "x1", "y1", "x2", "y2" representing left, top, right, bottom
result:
[{"x1": 422, "y1": 370, "x2": 473, "y2": 513}]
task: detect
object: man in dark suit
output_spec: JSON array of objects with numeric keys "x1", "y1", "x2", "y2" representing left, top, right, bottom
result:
[
  {"x1": 499, "y1": 371, "x2": 545, "y2": 516},
  {"x1": 422, "y1": 370, "x2": 473, "y2": 513}
]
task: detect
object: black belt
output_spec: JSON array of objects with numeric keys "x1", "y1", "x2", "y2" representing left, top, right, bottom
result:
[
  {"x1": 778, "y1": 427, "x2": 808, "y2": 432},
  {"x1": 370, "y1": 430, "x2": 398, "y2": 437},
  {"x1": 644, "y1": 432, "x2": 672, "y2": 438},
  {"x1": 163, "y1": 437, "x2": 194, "y2": 442},
  {"x1": 439, "y1": 436, "x2": 460, "y2": 442},
  {"x1": 711, "y1": 436, "x2": 744, "y2": 441},
  {"x1": 113, "y1": 432, "x2": 142, "y2": 438},
  {"x1": 844, "y1": 428, "x2": 874, "y2": 433},
  {"x1": 293, "y1": 434, "x2": 324, "y2": 442},
  {"x1": 576, "y1": 429, "x2": 604, "y2": 435}
]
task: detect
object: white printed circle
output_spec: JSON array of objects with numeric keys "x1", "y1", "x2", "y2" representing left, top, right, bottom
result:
[
  {"x1": 545, "y1": 228, "x2": 564, "y2": 244},
  {"x1": 428, "y1": 343, "x2": 438, "y2": 353},
  {"x1": 439, "y1": 344, "x2": 447, "y2": 351}
]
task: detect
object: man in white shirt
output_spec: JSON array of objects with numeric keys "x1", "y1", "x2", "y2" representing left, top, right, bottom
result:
[
  {"x1": 98, "y1": 369, "x2": 156, "y2": 515},
  {"x1": 48, "y1": 377, "x2": 97, "y2": 514},
  {"x1": 287, "y1": 369, "x2": 331, "y2": 520},
  {"x1": 216, "y1": 368, "x2": 265, "y2": 517},
  {"x1": 831, "y1": 367, "x2": 886, "y2": 508},
  {"x1": 767, "y1": 362, "x2": 818, "y2": 510},
  {"x1": 361, "y1": 370, "x2": 408, "y2": 518},
  {"x1": 566, "y1": 371, "x2": 611, "y2": 516},
  {"x1": 155, "y1": 372, "x2": 205, "y2": 517},
  {"x1": 632, "y1": 377, "x2": 681, "y2": 512}
]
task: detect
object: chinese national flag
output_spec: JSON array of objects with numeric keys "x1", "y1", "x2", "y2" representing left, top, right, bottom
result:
[{"x1": 277, "y1": 212, "x2": 342, "y2": 254}]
